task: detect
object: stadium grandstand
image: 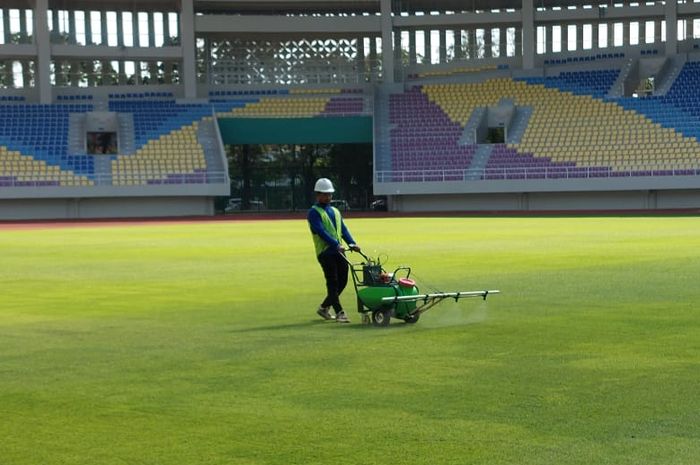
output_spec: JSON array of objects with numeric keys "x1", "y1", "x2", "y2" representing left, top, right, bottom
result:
[{"x1": 2, "y1": 0, "x2": 700, "y2": 218}]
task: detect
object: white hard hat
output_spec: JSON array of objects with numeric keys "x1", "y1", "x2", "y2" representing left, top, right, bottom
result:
[{"x1": 314, "y1": 178, "x2": 335, "y2": 193}]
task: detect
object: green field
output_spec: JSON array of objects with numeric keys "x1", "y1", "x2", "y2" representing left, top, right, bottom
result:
[{"x1": 1, "y1": 216, "x2": 699, "y2": 465}]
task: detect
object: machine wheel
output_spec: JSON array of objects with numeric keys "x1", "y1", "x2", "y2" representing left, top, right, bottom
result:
[
  {"x1": 404, "y1": 312, "x2": 420, "y2": 324},
  {"x1": 371, "y1": 308, "x2": 392, "y2": 327}
]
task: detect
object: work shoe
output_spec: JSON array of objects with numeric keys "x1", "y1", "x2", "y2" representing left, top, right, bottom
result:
[
  {"x1": 316, "y1": 306, "x2": 334, "y2": 320},
  {"x1": 335, "y1": 311, "x2": 350, "y2": 323}
]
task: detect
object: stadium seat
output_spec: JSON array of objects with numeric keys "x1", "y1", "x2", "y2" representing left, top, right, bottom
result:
[{"x1": 387, "y1": 74, "x2": 700, "y2": 181}]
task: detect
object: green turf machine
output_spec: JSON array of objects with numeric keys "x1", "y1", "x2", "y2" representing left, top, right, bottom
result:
[{"x1": 344, "y1": 251, "x2": 499, "y2": 327}]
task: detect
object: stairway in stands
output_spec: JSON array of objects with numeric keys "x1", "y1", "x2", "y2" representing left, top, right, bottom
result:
[
  {"x1": 466, "y1": 145, "x2": 493, "y2": 180},
  {"x1": 197, "y1": 117, "x2": 227, "y2": 182},
  {"x1": 374, "y1": 84, "x2": 398, "y2": 171}
]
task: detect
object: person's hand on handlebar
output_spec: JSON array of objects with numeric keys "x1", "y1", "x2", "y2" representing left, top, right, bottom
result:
[{"x1": 348, "y1": 244, "x2": 361, "y2": 252}]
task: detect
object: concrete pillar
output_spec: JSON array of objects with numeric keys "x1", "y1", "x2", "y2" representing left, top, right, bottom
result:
[
  {"x1": 148, "y1": 12, "x2": 155, "y2": 47},
  {"x1": 149, "y1": 61, "x2": 159, "y2": 84},
  {"x1": 653, "y1": 20, "x2": 665, "y2": 46},
  {"x1": 69, "y1": 10, "x2": 77, "y2": 44},
  {"x1": 454, "y1": 28, "x2": 462, "y2": 60},
  {"x1": 86, "y1": 60, "x2": 95, "y2": 87},
  {"x1": 522, "y1": 0, "x2": 534, "y2": 68},
  {"x1": 577, "y1": 24, "x2": 583, "y2": 50},
  {"x1": 70, "y1": 61, "x2": 80, "y2": 86},
  {"x1": 101, "y1": 12, "x2": 109, "y2": 46},
  {"x1": 467, "y1": 29, "x2": 476, "y2": 59},
  {"x1": 161, "y1": 60, "x2": 170, "y2": 84},
  {"x1": 116, "y1": 12, "x2": 123, "y2": 47},
  {"x1": 515, "y1": 27, "x2": 523, "y2": 57},
  {"x1": 180, "y1": 0, "x2": 197, "y2": 97},
  {"x1": 393, "y1": 29, "x2": 401, "y2": 67},
  {"x1": 408, "y1": 29, "x2": 416, "y2": 64},
  {"x1": 380, "y1": 0, "x2": 394, "y2": 83},
  {"x1": 391, "y1": 28, "x2": 402, "y2": 80},
  {"x1": 439, "y1": 28, "x2": 447, "y2": 63},
  {"x1": 369, "y1": 36, "x2": 378, "y2": 80},
  {"x1": 484, "y1": 28, "x2": 493, "y2": 58},
  {"x1": 592, "y1": 23, "x2": 598, "y2": 50},
  {"x1": 546, "y1": 25, "x2": 553, "y2": 53},
  {"x1": 34, "y1": 0, "x2": 52, "y2": 102},
  {"x1": 21, "y1": 60, "x2": 31, "y2": 88},
  {"x1": 202, "y1": 37, "x2": 212, "y2": 85},
  {"x1": 2, "y1": 8, "x2": 10, "y2": 44},
  {"x1": 690, "y1": 19, "x2": 696, "y2": 42},
  {"x1": 134, "y1": 10, "x2": 141, "y2": 46},
  {"x1": 130, "y1": 60, "x2": 137, "y2": 86},
  {"x1": 163, "y1": 11, "x2": 171, "y2": 45},
  {"x1": 500, "y1": 27, "x2": 508, "y2": 57},
  {"x1": 424, "y1": 29, "x2": 432, "y2": 64},
  {"x1": 147, "y1": 60, "x2": 155, "y2": 85},
  {"x1": 84, "y1": 11, "x2": 92, "y2": 45},
  {"x1": 132, "y1": 11, "x2": 141, "y2": 47},
  {"x1": 561, "y1": 23, "x2": 569, "y2": 52},
  {"x1": 608, "y1": 22, "x2": 615, "y2": 48},
  {"x1": 19, "y1": 9, "x2": 27, "y2": 42},
  {"x1": 665, "y1": 2, "x2": 677, "y2": 55},
  {"x1": 357, "y1": 36, "x2": 365, "y2": 80},
  {"x1": 116, "y1": 61, "x2": 125, "y2": 85},
  {"x1": 163, "y1": 61, "x2": 173, "y2": 84},
  {"x1": 623, "y1": 21, "x2": 629, "y2": 46},
  {"x1": 51, "y1": 7, "x2": 60, "y2": 42}
]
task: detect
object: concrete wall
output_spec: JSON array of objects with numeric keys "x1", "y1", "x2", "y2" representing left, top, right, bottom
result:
[
  {"x1": 391, "y1": 189, "x2": 700, "y2": 212},
  {"x1": 487, "y1": 100, "x2": 515, "y2": 131},
  {"x1": 0, "y1": 182, "x2": 229, "y2": 201},
  {"x1": 0, "y1": 196, "x2": 215, "y2": 220},
  {"x1": 85, "y1": 112, "x2": 119, "y2": 133},
  {"x1": 0, "y1": 181, "x2": 228, "y2": 219},
  {"x1": 378, "y1": 175, "x2": 700, "y2": 212}
]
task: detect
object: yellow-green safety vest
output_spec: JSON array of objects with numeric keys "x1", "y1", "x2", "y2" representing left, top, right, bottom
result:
[{"x1": 311, "y1": 205, "x2": 342, "y2": 256}]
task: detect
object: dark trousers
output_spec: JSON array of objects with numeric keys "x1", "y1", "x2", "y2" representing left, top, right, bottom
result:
[{"x1": 318, "y1": 251, "x2": 349, "y2": 313}]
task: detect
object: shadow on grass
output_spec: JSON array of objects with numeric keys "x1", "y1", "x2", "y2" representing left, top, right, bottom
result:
[
  {"x1": 227, "y1": 320, "x2": 328, "y2": 333},
  {"x1": 228, "y1": 317, "x2": 416, "y2": 333}
]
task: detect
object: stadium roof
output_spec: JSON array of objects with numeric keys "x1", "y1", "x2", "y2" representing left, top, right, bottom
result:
[
  {"x1": 6, "y1": 1, "x2": 649, "y2": 14},
  {"x1": 194, "y1": 1, "x2": 630, "y2": 14},
  {"x1": 43, "y1": 0, "x2": 178, "y2": 10}
]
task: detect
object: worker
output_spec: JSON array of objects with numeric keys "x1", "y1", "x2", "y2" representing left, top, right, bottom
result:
[{"x1": 307, "y1": 177, "x2": 360, "y2": 323}]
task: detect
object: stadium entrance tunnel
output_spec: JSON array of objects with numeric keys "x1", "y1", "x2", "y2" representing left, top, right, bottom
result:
[{"x1": 486, "y1": 127, "x2": 505, "y2": 144}]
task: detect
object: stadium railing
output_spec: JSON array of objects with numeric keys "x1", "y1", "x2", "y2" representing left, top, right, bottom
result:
[
  {"x1": 375, "y1": 166, "x2": 700, "y2": 183},
  {"x1": 0, "y1": 171, "x2": 229, "y2": 188}
]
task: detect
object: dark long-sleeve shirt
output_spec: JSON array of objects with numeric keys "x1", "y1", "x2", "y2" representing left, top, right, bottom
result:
[{"x1": 307, "y1": 203, "x2": 355, "y2": 255}]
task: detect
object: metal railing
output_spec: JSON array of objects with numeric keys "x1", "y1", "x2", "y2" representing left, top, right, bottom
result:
[
  {"x1": 0, "y1": 171, "x2": 229, "y2": 188},
  {"x1": 376, "y1": 166, "x2": 700, "y2": 183},
  {"x1": 221, "y1": 109, "x2": 373, "y2": 118}
]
